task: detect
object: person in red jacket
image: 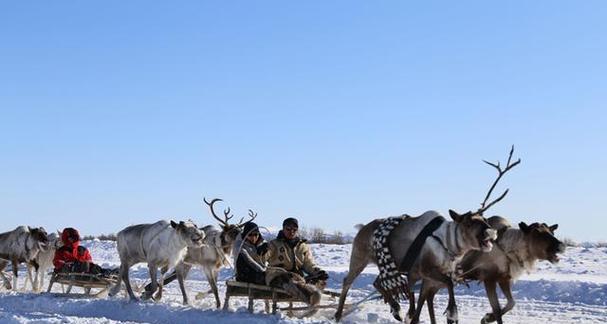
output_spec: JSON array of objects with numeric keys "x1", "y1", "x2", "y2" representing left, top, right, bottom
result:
[{"x1": 53, "y1": 227, "x2": 112, "y2": 275}]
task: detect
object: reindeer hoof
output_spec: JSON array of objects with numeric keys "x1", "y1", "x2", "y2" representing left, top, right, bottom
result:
[
  {"x1": 481, "y1": 313, "x2": 496, "y2": 323},
  {"x1": 405, "y1": 314, "x2": 414, "y2": 324},
  {"x1": 153, "y1": 291, "x2": 163, "y2": 301},
  {"x1": 141, "y1": 291, "x2": 153, "y2": 300},
  {"x1": 391, "y1": 311, "x2": 403, "y2": 322}
]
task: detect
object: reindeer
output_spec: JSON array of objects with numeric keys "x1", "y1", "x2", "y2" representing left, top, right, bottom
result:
[
  {"x1": 0, "y1": 226, "x2": 49, "y2": 290},
  {"x1": 144, "y1": 198, "x2": 255, "y2": 307},
  {"x1": 416, "y1": 216, "x2": 565, "y2": 324},
  {"x1": 335, "y1": 147, "x2": 520, "y2": 324},
  {"x1": 23, "y1": 231, "x2": 61, "y2": 292},
  {"x1": 108, "y1": 220, "x2": 205, "y2": 303}
]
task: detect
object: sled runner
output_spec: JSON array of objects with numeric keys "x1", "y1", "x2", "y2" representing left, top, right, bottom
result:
[
  {"x1": 223, "y1": 280, "x2": 346, "y2": 317},
  {"x1": 46, "y1": 272, "x2": 118, "y2": 297}
]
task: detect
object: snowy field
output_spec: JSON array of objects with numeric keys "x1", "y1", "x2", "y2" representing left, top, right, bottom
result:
[{"x1": 1, "y1": 240, "x2": 606, "y2": 323}]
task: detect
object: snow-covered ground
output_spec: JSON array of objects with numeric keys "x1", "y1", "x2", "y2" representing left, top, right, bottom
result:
[{"x1": 1, "y1": 240, "x2": 606, "y2": 323}]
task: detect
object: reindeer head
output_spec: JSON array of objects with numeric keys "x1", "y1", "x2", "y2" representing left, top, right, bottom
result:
[
  {"x1": 519, "y1": 222, "x2": 565, "y2": 264},
  {"x1": 449, "y1": 210, "x2": 497, "y2": 252},
  {"x1": 47, "y1": 232, "x2": 61, "y2": 249},
  {"x1": 170, "y1": 220, "x2": 205, "y2": 248},
  {"x1": 203, "y1": 197, "x2": 258, "y2": 249},
  {"x1": 28, "y1": 226, "x2": 49, "y2": 250}
]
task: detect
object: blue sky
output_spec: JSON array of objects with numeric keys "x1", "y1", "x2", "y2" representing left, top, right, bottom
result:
[{"x1": 1, "y1": 1, "x2": 605, "y2": 241}]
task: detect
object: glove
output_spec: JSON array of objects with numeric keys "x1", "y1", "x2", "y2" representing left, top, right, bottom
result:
[
  {"x1": 257, "y1": 241, "x2": 269, "y2": 255},
  {"x1": 316, "y1": 270, "x2": 329, "y2": 281},
  {"x1": 306, "y1": 269, "x2": 329, "y2": 283}
]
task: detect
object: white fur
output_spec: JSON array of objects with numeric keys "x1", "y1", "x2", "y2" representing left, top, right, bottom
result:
[
  {"x1": 24, "y1": 232, "x2": 59, "y2": 292},
  {"x1": 0, "y1": 226, "x2": 47, "y2": 291},
  {"x1": 109, "y1": 220, "x2": 204, "y2": 303}
]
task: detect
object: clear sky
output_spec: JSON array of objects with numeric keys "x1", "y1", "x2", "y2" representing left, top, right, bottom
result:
[{"x1": 1, "y1": 1, "x2": 605, "y2": 241}]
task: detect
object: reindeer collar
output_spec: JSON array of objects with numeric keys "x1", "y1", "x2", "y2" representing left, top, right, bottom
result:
[
  {"x1": 431, "y1": 234, "x2": 457, "y2": 260},
  {"x1": 429, "y1": 221, "x2": 467, "y2": 261}
]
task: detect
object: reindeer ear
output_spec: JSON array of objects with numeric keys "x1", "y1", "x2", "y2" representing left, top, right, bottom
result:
[
  {"x1": 28, "y1": 226, "x2": 33, "y2": 231},
  {"x1": 170, "y1": 220, "x2": 178, "y2": 228},
  {"x1": 518, "y1": 222, "x2": 530, "y2": 233},
  {"x1": 449, "y1": 210, "x2": 463, "y2": 223},
  {"x1": 549, "y1": 224, "x2": 559, "y2": 232}
]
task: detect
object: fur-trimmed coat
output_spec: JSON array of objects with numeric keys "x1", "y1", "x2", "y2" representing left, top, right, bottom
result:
[
  {"x1": 264, "y1": 231, "x2": 321, "y2": 281},
  {"x1": 236, "y1": 239, "x2": 267, "y2": 285}
]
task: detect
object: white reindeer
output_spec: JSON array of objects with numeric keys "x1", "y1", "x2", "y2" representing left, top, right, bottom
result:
[
  {"x1": 143, "y1": 198, "x2": 252, "y2": 307},
  {"x1": 23, "y1": 231, "x2": 60, "y2": 292},
  {"x1": 0, "y1": 226, "x2": 49, "y2": 290},
  {"x1": 109, "y1": 220, "x2": 205, "y2": 303}
]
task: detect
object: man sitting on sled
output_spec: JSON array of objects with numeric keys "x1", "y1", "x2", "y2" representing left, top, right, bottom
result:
[
  {"x1": 265, "y1": 217, "x2": 329, "y2": 287},
  {"x1": 53, "y1": 227, "x2": 116, "y2": 276},
  {"x1": 235, "y1": 221, "x2": 322, "y2": 306}
]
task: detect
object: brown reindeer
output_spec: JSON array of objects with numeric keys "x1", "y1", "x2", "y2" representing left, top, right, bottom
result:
[
  {"x1": 145, "y1": 197, "x2": 254, "y2": 307},
  {"x1": 415, "y1": 216, "x2": 565, "y2": 324},
  {"x1": 334, "y1": 147, "x2": 520, "y2": 324}
]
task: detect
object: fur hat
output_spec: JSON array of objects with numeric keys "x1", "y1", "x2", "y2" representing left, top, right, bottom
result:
[
  {"x1": 61, "y1": 227, "x2": 80, "y2": 244},
  {"x1": 282, "y1": 217, "x2": 299, "y2": 229},
  {"x1": 241, "y1": 221, "x2": 260, "y2": 239}
]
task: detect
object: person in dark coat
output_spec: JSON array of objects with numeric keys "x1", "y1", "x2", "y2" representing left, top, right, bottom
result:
[{"x1": 235, "y1": 222, "x2": 267, "y2": 285}]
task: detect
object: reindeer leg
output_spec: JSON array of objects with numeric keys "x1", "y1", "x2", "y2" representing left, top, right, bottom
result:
[
  {"x1": 423, "y1": 269, "x2": 457, "y2": 324},
  {"x1": 154, "y1": 266, "x2": 167, "y2": 301},
  {"x1": 23, "y1": 264, "x2": 32, "y2": 291},
  {"x1": 427, "y1": 288, "x2": 438, "y2": 324},
  {"x1": 498, "y1": 279, "x2": 515, "y2": 321},
  {"x1": 402, "y1": 284, "x2": 413, "y2": 323},
  {"x1": 334, "y1": 256, "x2": 369, "y2": 321},
  {"x1": 412, "y1": 280, "x2": 432, "y2": 324},
  {"x1": 145, "y1": 263, "x2": 157, "y2": 300},
  {"x1": 122, "y1": 263, "x2": 138, "y2": 301},
  {"x1": 204, "y1": 267, "x2": 220, "y2": 308},
  {"x1": 0, "y1": 271, "x2": 11, "y2": 290},
  {"x1": 38, "y1": 269, "x2": 45, "y2": 293},
  {"x1": 177, "y1": 264, "x2": 188, "y2": 305},
  {"x1": 0, "y1": 259, "x2": 12, "y2": 290},
  {"x1": 445, "y1": 280, "x2": 458, "y2": 324},
  {"x1": 336, "y1": 257, "x2": 370, "y2": 320},
  {"x1": 11, "y1": 259, "x2": 19, "y2": 291},
  {"x1": 32, "y1": 265, "x2": 41, "y2": 292},
  {"x1": 481, "y1": 280, "x2": 502, "y2": 324},
  {"x1": 109, "y1": 263, "x2": 125, "y2": 297}
]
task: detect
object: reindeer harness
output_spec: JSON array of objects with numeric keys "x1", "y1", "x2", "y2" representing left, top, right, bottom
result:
[{"x1": 372, "y1": 215, "x2": 446, "y2": 304}]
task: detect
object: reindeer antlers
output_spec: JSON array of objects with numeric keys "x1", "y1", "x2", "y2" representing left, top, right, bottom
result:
[
  {"x1": 475, "y1": 145, "x2": 521, "y2": 216},
  {"x1": 203, "y1": 197, "x2": 258, "y2": 227},
  {"x1": 203, "y1": 197, "x2": 234, "y2": 227}
]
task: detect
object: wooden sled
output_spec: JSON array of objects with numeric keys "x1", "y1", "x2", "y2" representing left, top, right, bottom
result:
[
  {"x1": 223, "y1": 280, "x2": 345, "y2": 318},
  {"x1": 46, "y1": 272, "x2": 118, "y2": 297}
]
